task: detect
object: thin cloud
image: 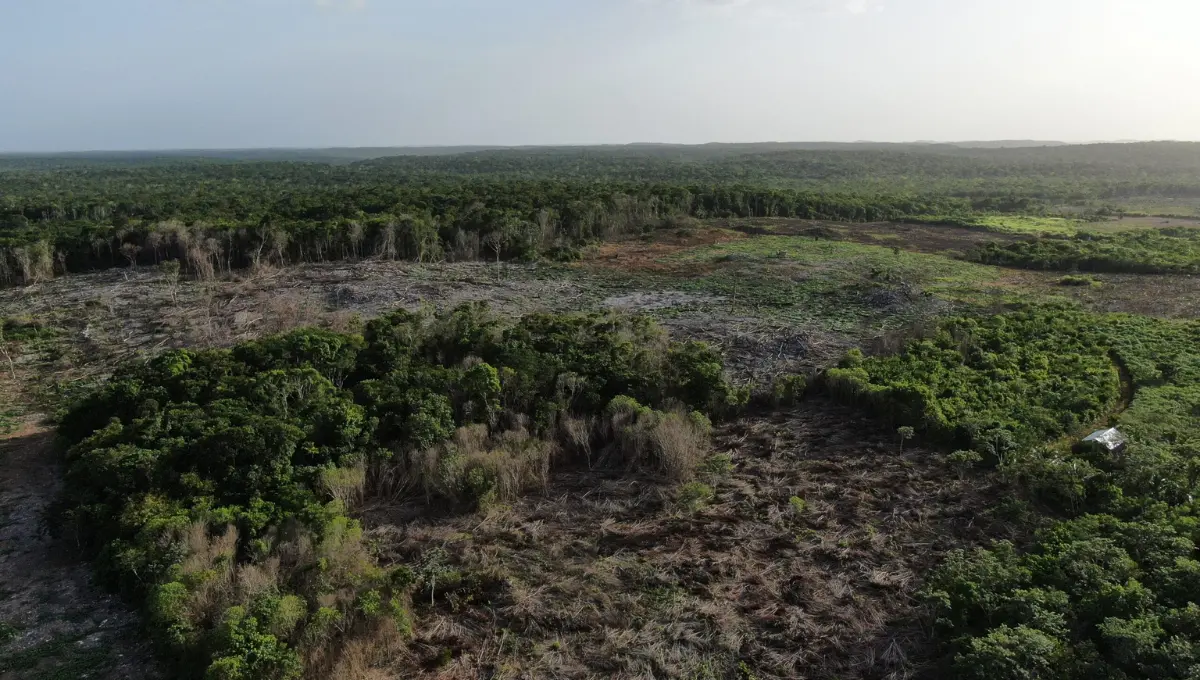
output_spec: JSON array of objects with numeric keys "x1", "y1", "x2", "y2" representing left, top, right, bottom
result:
[
  {"x1": 659, "y1": 0, "x2": 884, "y2": 16},
  {"x1": 315, "y1": 0, "x2": 367, "y2": 10}
]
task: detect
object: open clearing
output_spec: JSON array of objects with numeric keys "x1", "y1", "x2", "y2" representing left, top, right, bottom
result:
[
  {"x1": 364, "y1": 400, "x2": 1007, "y2": 680},
  {"x1": 2, "y1": 218, "x2": 1198, "y2": 679}
]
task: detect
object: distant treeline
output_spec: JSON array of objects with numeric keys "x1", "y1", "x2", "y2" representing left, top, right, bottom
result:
[
  {"x1": 0, "y1": 176, "x2": 964, "y2": 283},
  {"x1": 5, "y1": 141, "x2": 1200, "y2": 282},
  {"x1": 6, "y1": 140, "x2": 1199, "y2": 198}
]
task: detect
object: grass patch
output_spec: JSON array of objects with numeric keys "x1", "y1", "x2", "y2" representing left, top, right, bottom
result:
[
  {"x1": 646, "y1": 235, "x2": 1017, "y2": 329},
  {"x1": 903, "y1": 214, "x2": 1084, "y2": 235},
  {"x1": 673, "y1": 235, "x2": 1000, "y2": 289},
  {"x1": 0, "y1": 633, "x2": 117, "y2": 680},
  {"x1": 968, "y1": 215, "x2": 1084, "y2": 235},
  {"x1": 1056, "y1": 274, "x2": 1101, "y2": 287}
]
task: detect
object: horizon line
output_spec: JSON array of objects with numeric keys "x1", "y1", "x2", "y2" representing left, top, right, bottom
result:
[{"x1": 3, "y1": 139, "x2": 1197, "y2": 156}]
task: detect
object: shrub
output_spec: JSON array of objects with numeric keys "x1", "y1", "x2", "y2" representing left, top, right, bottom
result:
[
  {"x1": 602, "y1": 396, "x2": 712, "y2": 480},
  {"x1": 677, "y1": 482, "x2": 715, "y2": 511},
  {"x1": 788, "y1": 496, "x2": 807, "y2": 515},
  {"x1": 947, "y1": 449, "x2": 984, "y2": 479},
  {"x1": 413, "y1": 425, "x2": 553, "y2": 511},
  {"x1": 206, "y1": 606, "x2": 302, "y2": 680},
  {"x1": 770, "y1": 374, "x2": 808, "y2": 407},
  {"x1": 969, "y1": 229, "x2": 1200, "y2": 275},
  {"x1": 952, "y1": 625, "x2": 1066, "y2": 680},
  {"x1": 1056, "y1": 274, "x2": 1100, "y2": 287},
  {"x1": 700, "y1": 453, "x2": 734, "y2": 477},
  {"x1": 821, "y1": 307, "x2": 1120, "y2": 450},
  {"x1": 666, "y1": 341, "x2": 747, "y2": 416}
]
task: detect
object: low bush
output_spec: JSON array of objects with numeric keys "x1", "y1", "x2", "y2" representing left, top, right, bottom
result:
[
  {"x1": 822, "y1": 306, "x2": 1120, "y2": 451},
  {"x1": 1056, "y1": 274, "x2": 1100, "y2": 287},
  {"x1": 770, "y1": 374, "x2": 808, "y2": 407},
  {"x1": 602, "y1": 396, "x2": 714, "y2": 481},
  {"x1": 676, "y1": 481, "x2": 715, "y2": 512},
  {"x1": 968, "y1": 228, "x2": 1200, "y2": 275},
  {"x1": 840, "y1": 309, "x2": 1200, "y2": 679},
  {"x1": 54, "y1": 304, "x2": 740, "y2": 678}
]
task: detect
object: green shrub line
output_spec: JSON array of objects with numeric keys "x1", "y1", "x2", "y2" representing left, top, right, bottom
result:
[
  {"x1": 52, "y1": 304, "x2": 743, "y2": 679},
  {"x1": 823, "y1": 305, "x2": 1200, "y2": 679},
  {"x1": 968, "y1": 228, "x2": 1200, "y2": 275},
  {"x1": 823, "y1": 306, "x2": 1122, "y2": 452}
]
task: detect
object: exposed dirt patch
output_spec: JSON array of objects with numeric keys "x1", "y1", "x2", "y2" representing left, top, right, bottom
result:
[
  {"x1": 362, "y1": 400, "x2": 1009, "y2": 680},
  {"x1": 1050, "y1": 272, "x2": 1200, "y2": 318},
  {"x1": 0, "y1": 262, "x2": 592, "y2": 378},
  {"x1": 0, "y1": 420, "x2": 160, "y2": 680},
  {"x1": 587, "y1": 229, "x2": 743, "y2": 273},
  {"x1": 0, "y1": 256, "x2": 859, "y2": 390}
]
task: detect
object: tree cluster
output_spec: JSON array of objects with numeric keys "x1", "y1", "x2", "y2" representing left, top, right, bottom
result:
[
  {"x1": 54, "y1": 304, "x2": 744, "y2": 679},
  {"x1": 969, "y1": 228, "x2": 1200, "y2": 275},
  {"x1": 829, "y1": 306, "x2": 1200, "y2": 679}
]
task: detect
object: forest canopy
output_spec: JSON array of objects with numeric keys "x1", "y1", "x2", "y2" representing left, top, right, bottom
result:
[{"x1": 4, "y1": 141, "x2": 1200, "y2": 282}]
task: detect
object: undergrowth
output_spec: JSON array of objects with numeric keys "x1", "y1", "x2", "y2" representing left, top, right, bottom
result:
[
  {"x1": 969, "y1": 228, "x2": 1200, "y2": 274},
  {"x1": 827, "y1": 305, "x2": 1200, "y2": 679},
  {"x1": 52, "y1": 303, "x2": 742, "y2": 679}
]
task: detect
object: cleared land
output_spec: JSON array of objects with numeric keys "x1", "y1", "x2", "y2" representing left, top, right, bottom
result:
[
  {"x1": 362, "y1": 400, "x2": 1007, "y2": 679},
  {"x1": 2, "y1": 217, "x2": 1200, "y2": 679}
]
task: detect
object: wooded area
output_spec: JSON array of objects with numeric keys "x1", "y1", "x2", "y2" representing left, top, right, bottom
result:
[{"x1": 3, "y1": 142, "x2": 1200, "y2": 283}]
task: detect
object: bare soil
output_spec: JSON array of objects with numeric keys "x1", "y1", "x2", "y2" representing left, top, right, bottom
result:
[
  {"x1": 588, "y1": 229, "x2": 742, "y2": 274},
  {"x1": 1051, "y1": 272, "x2": 1200, "y2": 318},
  {"x1": 0, "y1": 420, "x2": 161, "y2": 679},
  {"x1": 362, "y1": 400, "x2": 1009, "y2": 680}
]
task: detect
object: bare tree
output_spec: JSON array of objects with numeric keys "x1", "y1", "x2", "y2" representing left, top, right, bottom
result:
[
  {"x1": 120, "y1": 242, "x2": 141, "y2": 269},
  {"x1": 536, "y1": 208, "x2": 558, "y2": 249},
  {"x1": 346, "y1": 220, "x2": 364, "y2": 260},
  {"x1": 161, "y1": 259, "x2": 182, "y2": 304},
  {"x1": 0, "y1": 326, "x2": 16, "y2": 381},
  {"x1": 483, "y1": 230, "x2": 509, "y2": 263},
  {"x1": 375, "y1": 221, "x2": 397, "y2": 260},
  {"x1": 0, "y1": 248, "x2": 11, "y2": 285}
]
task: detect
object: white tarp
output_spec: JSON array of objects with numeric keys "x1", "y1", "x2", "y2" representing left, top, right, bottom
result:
[{"x1": 1083, "y1": 427, "x2": 1129, "y2": 451}]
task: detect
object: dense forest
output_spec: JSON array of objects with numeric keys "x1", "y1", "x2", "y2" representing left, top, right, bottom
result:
[{"x1": 3, "y1": 142, "x2": 1200, "y2": 283}]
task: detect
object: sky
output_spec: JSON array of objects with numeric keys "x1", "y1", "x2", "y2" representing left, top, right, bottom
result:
[{"x1": 1, "y1": 0, "x2": 1198, "y2": 151}]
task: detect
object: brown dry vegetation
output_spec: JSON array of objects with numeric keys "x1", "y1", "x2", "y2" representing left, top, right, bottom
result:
[
  {"x1": 587, "y1": 227, "x2": 744, "y2": 274},
  {"x1": 361, "y1": 400, "x2": 1008, "y2": 680}
]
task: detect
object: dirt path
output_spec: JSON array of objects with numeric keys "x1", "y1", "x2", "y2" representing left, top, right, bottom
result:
[{"x1": 0, "y1": 420, "x2": 160, "y2": 679}]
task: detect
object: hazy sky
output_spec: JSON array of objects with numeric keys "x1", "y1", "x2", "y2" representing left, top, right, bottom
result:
[{"x1": 2, "y1": 0, "x2": 1198, "y2": 151}]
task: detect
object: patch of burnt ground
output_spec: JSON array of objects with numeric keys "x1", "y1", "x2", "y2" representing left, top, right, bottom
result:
[{"x1": 363, "y1": 399, "x2": 1012, "y2": 680}]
